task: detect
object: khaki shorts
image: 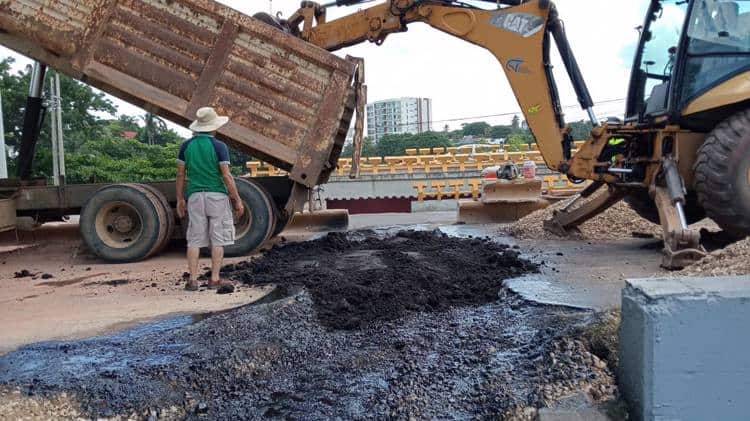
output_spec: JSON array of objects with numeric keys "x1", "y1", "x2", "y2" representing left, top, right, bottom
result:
[{"x1": 186, "y1": 192, "x2": 235, "y2": 248}]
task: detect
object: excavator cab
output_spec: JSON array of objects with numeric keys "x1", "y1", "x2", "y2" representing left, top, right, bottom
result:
[
  {"x1": 627, "y1": 0, "x2": 750, "y2": 129},
  {"x1": 613, "y1": 0, "x2": 750, "y2": 268}
]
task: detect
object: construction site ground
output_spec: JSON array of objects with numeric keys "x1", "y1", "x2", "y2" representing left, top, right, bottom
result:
[{"x1": 0, "y1": 209, "x2": 744, "y2": 419}]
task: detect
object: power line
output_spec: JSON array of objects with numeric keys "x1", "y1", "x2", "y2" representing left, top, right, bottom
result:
[{"x1": 368, "y1": 98, "x2": 626, "y2": 129}]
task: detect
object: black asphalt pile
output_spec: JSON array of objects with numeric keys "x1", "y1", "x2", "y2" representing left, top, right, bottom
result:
[
  {"x1": 222, "y1": 230, "x2": 538, "y2": 329},
  {"x1": 0, "y1": 231, "x2": 618, "y2": 420}
]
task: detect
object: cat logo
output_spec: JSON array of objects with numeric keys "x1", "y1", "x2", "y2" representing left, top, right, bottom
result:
[
  {"x1": 528, "y1": 105, "x2": 542, "y2": 115},
  {"x1": 506, "y1": 58, "x2": 531, "y2": 74},
  {"x1": 490, "y1": 13, "x2": 544, "y2": 37}
]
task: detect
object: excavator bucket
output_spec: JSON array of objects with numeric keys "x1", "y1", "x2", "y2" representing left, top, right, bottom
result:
[
  {"x1": 457, "y1": 200, "x2": 548, "y2": 224},
  {"x1": 457, "y1": 179, "x2": 548, "y2": 224},
  {"x1": 481, "y1": 179, "x2": 543, "y2": 203},
  {"x1": 285, "y1": 209, "x2": 349, "y2": 232}
]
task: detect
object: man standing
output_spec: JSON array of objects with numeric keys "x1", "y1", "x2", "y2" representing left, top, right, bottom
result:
[{"x1": 176, "y1": 107, "x2": 244, "y2": 291}]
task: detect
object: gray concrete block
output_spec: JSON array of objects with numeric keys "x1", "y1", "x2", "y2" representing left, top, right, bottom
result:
[
  {"x1": 619, "y1": 276, "x2": 750, "y2": 421},
  {"x1": 411, "y1": 200, "x2": 457, "y2": 212}
]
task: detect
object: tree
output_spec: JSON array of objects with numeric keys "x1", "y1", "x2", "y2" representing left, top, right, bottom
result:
[
  {"x1": 375, "y1": 132, "x2": 452, "y2": 157},
  {"x1": 0, "y1": 59, "x2": 116, "y2": 177},
  {"x1": 65, "y1": 137, "x2": 180, "y2": 183},
  {"x1": 139, "y1": 112, "x2": 168, "y2": 145},
  {"x1": 342, "y1": 137, "x2": 377, "y2": 158},
  {"x1": 461, "y1": 121, "x2": 491, "y2": 137},
  {"x1": 506, "y1": 129, "x2": 535, "y2": 152},
  {"x1": 511, "y1": 114, "x2": 520, "y2": 130},
  {"x1": 568, "y1": 120, "x2": 594, "y2": 141},
  {"x1": 489, "y1": 125, "x2": 512, "y2": 140}
]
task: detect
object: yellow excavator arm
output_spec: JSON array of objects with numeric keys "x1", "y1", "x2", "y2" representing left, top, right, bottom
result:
[{"x1": 287, "y1": 0, "x2": 599, "y2": 174}]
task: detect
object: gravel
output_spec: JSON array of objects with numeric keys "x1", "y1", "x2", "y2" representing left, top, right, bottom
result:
[
  {"x1": 506, "y1": 195, "x2": 660, "y2": 241},
  {"x1": 683, "y1": 236, "x2": 750, "y2": 276}
]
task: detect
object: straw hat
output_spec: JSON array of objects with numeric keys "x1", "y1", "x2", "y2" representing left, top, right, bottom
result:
[{"x1": 189, "y1": 107, "x2": 229, "y2": 132}]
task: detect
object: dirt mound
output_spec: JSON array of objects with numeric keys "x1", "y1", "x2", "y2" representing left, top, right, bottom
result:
[
  {"x1": 683, "y1": 236, "x2": 750, "y2": 276},
  {"x1": 221, "y1": 230, "x2": 538, "y2": 330},
  {"x1": 507, "y1": 195, "x2": 660, "y2": 241}
]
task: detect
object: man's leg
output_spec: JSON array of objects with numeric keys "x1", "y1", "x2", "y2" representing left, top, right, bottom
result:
[
  {"x1": 185, "y1": 193, "x2": 209, "y2": 291},
  {"x1": 188, "y1": 246, "x2": 201, "y2": 282},
  {"x1": 210, "y1": 246, "x2": 224, "y2": 283},
  {"x1": 206, "y1": 193, "x2": 235, "y2": 288}
]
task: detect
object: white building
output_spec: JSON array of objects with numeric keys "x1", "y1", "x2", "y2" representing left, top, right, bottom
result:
[{"x1": 366, "y1": 97, "x2": 432, "y2": 141}]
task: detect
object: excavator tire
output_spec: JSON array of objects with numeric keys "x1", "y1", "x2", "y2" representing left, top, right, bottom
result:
[
  {"x1": 624, "y1": 190, "x2": 704, "y2": 225},
  {"x1": 694, "y1": 109, "x2": 750, "y2": 237}
]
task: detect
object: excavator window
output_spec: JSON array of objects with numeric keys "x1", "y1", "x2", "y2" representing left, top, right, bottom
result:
[
  {"x1": 680, "y1": 0, "x2": 750, "y2": 105},
  {"x1": 637, "y1": 0, "x2": 689, "y2": 118}
]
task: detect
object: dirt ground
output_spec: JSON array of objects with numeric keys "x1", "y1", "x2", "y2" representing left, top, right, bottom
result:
[
  {"x1": 0, "y1": 211, "x2": 668, "y2": 354},
  {"x1": 0, "y1": 209, "x2": 742, "y2": 419},
  {"x1": 0, "y1": 221, "x2": 285, "y2": 354},
  {"x1": 0, "y1": 230, "x2": 618, "y2": 420}
]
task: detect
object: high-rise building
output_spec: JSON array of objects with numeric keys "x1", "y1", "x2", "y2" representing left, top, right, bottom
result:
[{"x1": 366, "y1": 97, "x2": 432, "y2": 141}]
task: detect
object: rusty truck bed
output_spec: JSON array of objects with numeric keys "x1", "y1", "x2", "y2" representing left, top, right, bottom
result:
[{"x1": 0, "y1": 0, "x2": 357, "y2": 187}]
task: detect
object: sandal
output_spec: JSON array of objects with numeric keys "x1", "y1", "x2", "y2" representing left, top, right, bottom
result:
[{"x1": 184, "y1": 280, "x2": 200, "y2": 291}]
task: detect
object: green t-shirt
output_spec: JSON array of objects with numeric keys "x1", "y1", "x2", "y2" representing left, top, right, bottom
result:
[{"x1": 178, "y1": 134, "x2": 229, "y2": 198}]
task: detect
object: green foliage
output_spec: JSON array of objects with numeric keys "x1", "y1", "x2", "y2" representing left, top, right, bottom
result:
[
  {"x1": 0, "y1": 59, "x2": 116, "y2": 177},
  {"x1": 568, "y1": 120, "x2": 594, "y2": 141},
  {"x1": 460, "y1": 122, "x2": 491, "y2": 137},
  {"x1": 65, "y1": 138, "x2": 180, "y2": 184},
  {"x1": 489, "y1": 125, "x2": 512, "y2": 139},
  {"x1": 506, "y1": 129, "x2": 535, "y2": 152},
  {"x1": 375, "y1": 132, "x2": 452, "y2": 157},
  {"x1": 139, "y1": 113, "x2": 172, "y2": 145},
  {"x1": 342, "y1": 137, "x2": 377, "y2": 158}
]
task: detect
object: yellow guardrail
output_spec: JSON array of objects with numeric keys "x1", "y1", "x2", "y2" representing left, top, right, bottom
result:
[
  {"x1": 412, "y1": 174, "x2": 586, "y2": 202},
  {"x1": 246, "y1": 142, "x2": 587, "y2": 177}
]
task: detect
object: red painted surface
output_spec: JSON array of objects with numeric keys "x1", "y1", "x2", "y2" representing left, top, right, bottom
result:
[{"x1": 327, "y1": 198, "x2": 412, "y2": 214}]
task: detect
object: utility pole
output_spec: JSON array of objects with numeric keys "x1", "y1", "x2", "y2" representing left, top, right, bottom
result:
[
  {"x1": 49, "y1": 73, "x2": 65, "y2": 186},
  {"x1": 55, "y1": 73, "x2": 65, "y2": 184},
  {"x1": 0, "y1": 92, "x2": 6, "y2": 179},
  {"x1": 269, "y1": 0, "x2": 273, "y2": 14}
]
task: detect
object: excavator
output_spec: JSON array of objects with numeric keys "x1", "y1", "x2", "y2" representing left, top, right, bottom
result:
[{"x1": 258, "y1": 0, "x2": 750, "y2": 268}]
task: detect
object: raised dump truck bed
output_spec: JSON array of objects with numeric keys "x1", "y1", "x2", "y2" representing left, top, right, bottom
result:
[
  {"x1": 0, "y1": 0, "x2": 357, "y2": 187},
  {"x1": 0, "y1": 0, "x2": 364, "y2": 262}
]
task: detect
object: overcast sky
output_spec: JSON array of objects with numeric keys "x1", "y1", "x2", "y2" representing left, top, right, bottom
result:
[{"x1": 1, "y1": 0, "x2": 651, "y2": 133}]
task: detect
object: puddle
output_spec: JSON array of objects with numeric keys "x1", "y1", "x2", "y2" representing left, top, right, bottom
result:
[
  {"x1": 0, "y1": 315, "x2": 193, "y2": 387},
  {"x1": 503, "y1": 274, "x2": 594, "y2": 310},
  {"x1": 0, "y1": 285, "x2": 289, "y2": 388}
]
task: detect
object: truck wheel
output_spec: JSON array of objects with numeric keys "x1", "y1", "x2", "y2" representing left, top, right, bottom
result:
[
  {"x1": 223, "y1": 178, "x2": 276, "y2": 257},
  {"x1": 625, "y1": 190, "x2": 704, "y2": 225},
  {"x1": 80, "y1": 184, "x2": 166, "y2": 262},
  {"x1": 694, "y1": 109, "x2": 750, "y2": 237},
  {"x1": 136, "y1": 184, "x2": 174, "y2": 254}
]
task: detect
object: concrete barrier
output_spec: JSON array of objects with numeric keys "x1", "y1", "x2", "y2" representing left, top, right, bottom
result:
[{"x1": 619, "y1": 276, "x2": 750, "y2": 421}]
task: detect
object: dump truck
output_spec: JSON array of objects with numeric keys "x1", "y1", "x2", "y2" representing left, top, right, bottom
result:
[{"x1": 0, "y1": 0, "x2": 365, "y2": 262}]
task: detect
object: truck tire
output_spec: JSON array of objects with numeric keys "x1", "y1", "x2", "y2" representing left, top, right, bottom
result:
[
  {"x1": 625, "y1": 190, "x2": 705, "y2": 225},
  {"x1": 136, "y1": 184, "x2": 174, "y2": 254},
  {"x1": 694, "y1": 109, "x2": 750, "y2": 237},
  {"x1": 223, "y1": 178, "x2": 276, "y2": 257},
  {"x1": 80, "y1": 184, "x2": 165, "y2": 263},
  {"x1": 130, "y1": 184, "x2": 169, "y2": 259}
]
